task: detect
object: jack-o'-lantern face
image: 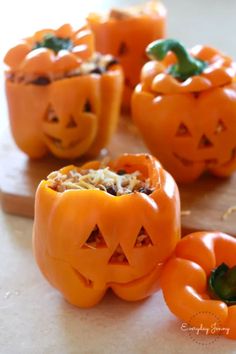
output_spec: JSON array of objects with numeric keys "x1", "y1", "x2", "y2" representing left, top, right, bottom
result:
[
  {"x1": 33, "y1": 154, "x2": 180, "y2": 307},
  {"x1": 115, "y1": 37, "x2": 151, "y2": 109},
  {"x1": 5, "y1": 66, "x2": 123, "y2": 159},
  {"x1": 170, "y1": 90, "x2": 236, "y2": 179},
  {"x1": 88, "y1": 3, "x2": 166, "y2": 109},
  {"x1": 133, "y1": 87, "x2": 236, "y2": 183},
  {"x1": 43, "y1": 103, "x2": 96, "y2": 158},
  {"x1": 173, "y1": 108, "x2": 236, "y2": 171},
  {"x1": 47, "y1": 203, "x2": 163, "y2": 286},
  {"x1": 42, "y1": 76, "x2": 99, "y2": 159}
]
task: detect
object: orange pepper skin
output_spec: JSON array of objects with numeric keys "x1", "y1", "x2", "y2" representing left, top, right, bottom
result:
[
  {"x1": 161, "y1": 232, "x2": 236, "y2": 339},
  {"x1": 132, "y1": 45, "x2": 236, "y2": 183},
  {"x1": 4, "y1": 24, "x2": 123, "y2": 159},
  {"x1": 33, "y1": 153, "x2": 180, "y2": 308},
  {"x1": 88, "y1": 2, "x2": 166, "y2": 110},
  {"x1": 5, "y1": 66, "x2": 123, "y2": 159},
  {"x1": 4, "y1": 23, "x2": 93, "y2": 73}
]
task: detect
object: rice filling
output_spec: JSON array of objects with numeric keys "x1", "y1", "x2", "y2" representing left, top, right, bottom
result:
[{"x1": 47, "y1": 166, "x2": 154, "y2": 196}]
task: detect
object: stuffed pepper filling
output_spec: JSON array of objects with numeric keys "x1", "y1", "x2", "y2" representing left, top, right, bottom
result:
[
  {"x1": 6, "y1": 52, "x2": 118, "y2": 85},
  {"x1": 47, "y1": 163, "x2": 155, "y2": 258},
  {"x1": 91, "y1": 1, "x2": 165, "y2": 21},
  {"x1": 47, "y1": 166, "x2": 154, "y2": 196}
]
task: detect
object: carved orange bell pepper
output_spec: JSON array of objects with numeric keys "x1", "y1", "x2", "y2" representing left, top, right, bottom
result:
[
  {"x1": 88, "y1": 1, "x2": 166, "y2": 110},
  {"x1": 4, "y1": 23, "x2": 123, "y2": 159},
  {"x1": 33, "y1": 153, "x2": 180, "y2": 307},
  {"x1": 132, "y1": 39, "x2": 236, "y2": 183},
  {"x1": 161, "y1": 232, "x2": 236, "y2": 339}
]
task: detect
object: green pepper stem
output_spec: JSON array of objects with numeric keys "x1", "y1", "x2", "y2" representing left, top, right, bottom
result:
[
  {"x1": 146, "y1": 39, "x2": 207, "y2": 81},
  {"x1": 208, "y1": 263, "x2": 236, "y2": 306}
]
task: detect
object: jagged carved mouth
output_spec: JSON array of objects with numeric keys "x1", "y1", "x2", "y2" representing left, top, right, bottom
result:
[
  {"x1": 44, "y1": 133, "x2": 84, "y2": 150},
  {"x1": 71, "y1": 227, "x2": 156, "y2": 288},
  {"x1": 174, "y1": 148, "x2": 236, "y2": 167},
  {"x1": 173, "y1": 153, "x2": 218, "y2": 167},
  {"x1": 71, "y1": 264, "x2": 159, "y2": 289},
  {"x1": 72, "y1": 267, "x2": 94, "y2": 288}
]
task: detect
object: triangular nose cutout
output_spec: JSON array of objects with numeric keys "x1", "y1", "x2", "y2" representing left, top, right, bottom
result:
[
  {"x1": 198, "y1": 135, "x2": 213, "y2": 149},
  {"x1": 108, "y1": 244, "x2": 129, "y2": 265},
  {"x1": 176, "y1": 123, "x2": 191, "y2": 137},
  {"x1": 45, "y1": 105, "x2": 59, "y2": 123},
  {"x1": 66, "y1": 116, "x2": 77, "y2": 128}
]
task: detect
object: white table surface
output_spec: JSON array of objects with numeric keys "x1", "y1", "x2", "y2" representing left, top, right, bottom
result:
[{"x1": 1, "y1": 1, "x2": 236, "y2": 353}]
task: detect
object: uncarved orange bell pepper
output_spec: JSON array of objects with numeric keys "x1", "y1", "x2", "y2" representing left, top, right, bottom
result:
[
  {"x1": 88, "y1": 1, "x2": 166, "y2": 110},
  {"x1": 132, "y1": 39, "x2": 236, "y2": 183},
  {"x1": 33, "y1": 153, "x2": 180, "y2": 307},
  {"x1": 4, "y1": 23, "x2": 123, "y2": 159},
  {"x1": 161, "y1": 231, "x2": 236, "y2": 339}
]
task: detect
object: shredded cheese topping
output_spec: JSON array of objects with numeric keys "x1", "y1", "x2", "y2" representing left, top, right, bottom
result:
[
  {"x1": 109, "y1": 2, "x2": 163, "y2": 19},
  {"x1": 47, "y1": 167, "x2": 154, "y2": 196}
]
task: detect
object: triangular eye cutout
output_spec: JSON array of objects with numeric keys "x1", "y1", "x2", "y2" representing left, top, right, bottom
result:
[
  {"x1": 82, "y1": 225, "x2": 108, "y2": 249},
  {"x1": 45, "y1": 105, "x2": 59, "y2": 123},
  {"x1": 198, "y1": 135, "x2": 214, "y2": 149},
  {"x1": 83, "y1": 100, "x2": 92, "y2": 113},
  {"x1": 134, "y1": 227, "x2": 153, "y2": 248},
  {"x1": 118, "y1": 41, "x2": 128, "y2": 56},
  {"x1": 66, "y1": 115, "x2": 77, "y2": 128},
  {"x1": 176, "y1": 123, "x2": 191, "y2": 137},
  {"x1": 215, "y1": 119, "x2": 227, "y2": 134},
  {"x1": 108, "y1": 245, "x2": 129, "y2": 265}
]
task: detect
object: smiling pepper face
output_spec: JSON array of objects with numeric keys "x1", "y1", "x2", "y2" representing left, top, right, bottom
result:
[
  {"x1": 4, "y1": 23, "x2": 123, "y2": 159},
  {"x1": 133, "y1": 85, "x2": 236, "y2": 182},
  {"x1": 6, "y1": 68, "x2": 123, "y2": 159},
  {"x1": 33, "y1": 154, "x2": 180, "y2": 307},
  {"x1": 42, "y1": 76, "x2": 99, "y2": 159}
]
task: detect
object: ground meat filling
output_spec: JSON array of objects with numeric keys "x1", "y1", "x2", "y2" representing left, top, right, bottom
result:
[
  {"x1": 6, "y1": 52, "x2": 118, "y2": 85},
  {"x1": 47, "y1": 166, "x2": 154, "y2": 196}
]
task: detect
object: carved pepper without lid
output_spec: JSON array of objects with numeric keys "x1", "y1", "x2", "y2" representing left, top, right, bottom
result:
[
  {"x1": 88, "y1": 1, "x2": 166, "y2": 110},
  {"x1": 33, "y1": 153, "x2": 180, "y2": 307}
]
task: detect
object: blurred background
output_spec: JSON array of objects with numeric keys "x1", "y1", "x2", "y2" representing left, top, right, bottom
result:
[{"x1": 1, "y1": 0, "x2": 236, "y2": 130}]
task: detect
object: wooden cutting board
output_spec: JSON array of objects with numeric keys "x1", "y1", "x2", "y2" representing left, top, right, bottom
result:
[{"x1": 0, "y1": 117, "x2": 235, "y2": 236}]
